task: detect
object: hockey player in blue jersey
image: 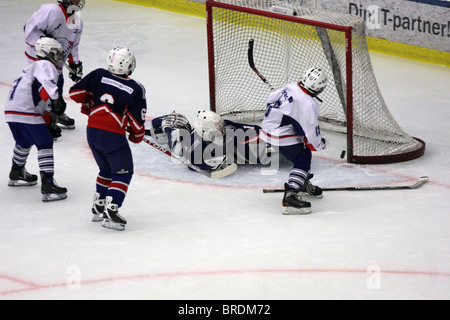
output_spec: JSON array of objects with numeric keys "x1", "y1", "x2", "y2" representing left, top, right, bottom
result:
[
  {"x1": 69, "y1": 46, "x2": 147, "y2": 231},
  {"x1": 147, "y1": 110, "x2": 272, "y2": 174},
  {"x1": 24, "y1": 0, "x2": 86, "y2": 130},
  {"x1": 260, "y1": 67, "x2": 328, "y2": 215},
  {"x1": 5, "y1": 37, "x2": 68, "y2": 201}
]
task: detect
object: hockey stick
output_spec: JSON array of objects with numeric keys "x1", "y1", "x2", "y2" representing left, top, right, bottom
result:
[
  {"x1": 262, "y1": 176, "x2": 429, "y2": 193},
  {"x1": 248, "y1": 39, "x2": 323, "y2": 103},
  {"x1": 142, "y1": 137, "x2": 237, "y2": 179},
  {"x1": 248, "y1": 39, "x2": 275, "y2": 91}
]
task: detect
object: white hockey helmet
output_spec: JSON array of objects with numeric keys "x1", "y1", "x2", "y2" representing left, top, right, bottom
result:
[
  {"x1": 34, "y1": 37, "x2": 64, "y2": 68},
  {"x1": 194, "y1": 110, "x2": 225, "y2": 142},
  {"x1": 106, "y1": 46, "x2": 136, "y2": 77},
  {"x1": 57, "y1": 0, "x2": 85, "y2": 11},
  {"x1": 299, "y1": 67, "x2": 328, "y2": 96}
]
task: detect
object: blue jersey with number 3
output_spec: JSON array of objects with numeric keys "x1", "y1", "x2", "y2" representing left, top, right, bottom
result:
[{"x1": 69, "y1": 68, "x2": 147, "y2": 135}]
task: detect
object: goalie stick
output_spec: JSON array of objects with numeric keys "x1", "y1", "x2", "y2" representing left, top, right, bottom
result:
[
  {"x1": 142, "y1": 137, "x2": 237, "y2": 179},
  {"x1": 248, "y1": 39, "x2": 323, "y2": 102},
  {"x1": 262, "y1": 176, "x2": 429, "y2": 193}
]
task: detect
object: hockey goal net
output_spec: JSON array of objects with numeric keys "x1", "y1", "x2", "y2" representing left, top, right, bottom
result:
[{"x1": 206, "y1": 0, "x2": 425, "y2": 164}]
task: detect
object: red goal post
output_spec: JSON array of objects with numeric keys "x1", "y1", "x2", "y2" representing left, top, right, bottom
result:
[{"x1": 205, "y1": 0, "x2": 425, "y2": 164}]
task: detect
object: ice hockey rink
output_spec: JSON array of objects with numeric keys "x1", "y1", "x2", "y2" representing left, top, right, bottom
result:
[{"x1": 0, "y1": 0, "x2": 449, "y2": 300}]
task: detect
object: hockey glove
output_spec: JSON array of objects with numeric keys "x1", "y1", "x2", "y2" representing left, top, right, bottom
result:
[
  {"x1": 81, "y1": 103, "x2": 91, "y2": 116},
  {"x1": 69, "y1": 61, "x2": 83, "y2": 82},
  {"x1": 48, "y1": 123, "x2": 62, "y2": 139},
  {"x1": 128, "y1": 127, "x2": 145, "y2": 144},
  {"x1": 161, "y1": 112, "x2": 191, "y2": 132},
  {"x1": 80, "y1": 93, "x2": 94, "y2": 115},
  {"x1": 44, "y1": 112, "x2": 61, "y2": 138},
  {"x1": 320, "y1": 137, "x2": 328, "y2": 150},
  {"x1": 51, "y1": 96, "x2": 67, "y2": 116},
  {"x1": 43, "y1": 111, "x2": 52, "y2": 125}
]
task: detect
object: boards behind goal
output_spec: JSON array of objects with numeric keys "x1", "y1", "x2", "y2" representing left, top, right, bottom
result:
[{"x1": 206, "y1": 0, "x2": 425, "y2": 164}]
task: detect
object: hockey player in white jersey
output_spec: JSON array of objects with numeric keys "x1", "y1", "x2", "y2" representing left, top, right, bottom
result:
[
  {"x1": 261, "y1": 68, "x2": 328, "y2": 215},
  {"x1": 5, "y1": 37, "x2": 68, "y2": 202},
  {"x1": 24, "y1": 0, "x2": 85, "y2": 130}
]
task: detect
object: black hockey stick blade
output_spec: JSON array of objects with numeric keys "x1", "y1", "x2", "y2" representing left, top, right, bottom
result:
[
  {"x1": 262, "y1": 176, "x2": 429, "y2": 193},
  {"x1": 248, "y1": 39, "x2": 256, "y2": 68}
]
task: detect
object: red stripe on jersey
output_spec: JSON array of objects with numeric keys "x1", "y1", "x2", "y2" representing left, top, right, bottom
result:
[
  {"x1": 40, "y1": 88, "x2": 50, "y2": 102},
  {"x1": 5, "y1": 111, "x2": 43, "y2": 117},
  {"x1": 127, "y1": 112, "x2": 144, "y2": 132},
  {"x1": 261, "y1": 130, "x2": 299, "y2": 140},
  {"x1": 304, "y1": 138, "x2": 317, "y2": 151},
  {"x1": 69, "y1": 89, "x2": 91, "y2": 103}
]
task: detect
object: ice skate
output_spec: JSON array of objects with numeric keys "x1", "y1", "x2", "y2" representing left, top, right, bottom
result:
[
  {"x1": 8, "y1": 163, "x2": 38, "y2": 187},
  {"x1": 102, "y1": 196, "x2": 126, "y2": 231},
  {"x1": 57, "y1": 113, "x2": 75, "y2": 129},
  {"x1": 91, "y1": 192, "x2": 105, "y2": 222},
  {"x1": 282, "y1": 183, "x2": 312, "y2": 215},
  {"x1": 40, "y1": 172, "x2": 67, "y2": 202},
  {"x1": 298, "y1": 173, "x2": 323, "y2": 198}
]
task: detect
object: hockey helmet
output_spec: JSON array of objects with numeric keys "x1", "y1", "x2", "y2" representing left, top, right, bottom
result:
[
  {"x1": 106, "y1": 46, "x2": 136, "y2": 77},
  {"x1": 57, "y1": 0, "x2": 85, "y2": 11},
  {"x1": 34, "y1": 37, "x2": 64, "y2": 68},
  {"x1": 194, "y1": 110, "x2": 225, "y2": 143},
  {"x1": 299, "y1": 68, "x2": 328, "y2": 96}
]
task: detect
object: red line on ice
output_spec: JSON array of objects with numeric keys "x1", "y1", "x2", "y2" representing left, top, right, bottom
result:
[{"x1": 1, "y1": 268, "x2": 449, "y2": 296}]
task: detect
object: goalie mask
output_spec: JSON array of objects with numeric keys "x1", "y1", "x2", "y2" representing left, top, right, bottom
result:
[
  {"x1": 299, "y1": 68, "x2": 328, "y2": 96},
  {"x1": 194, "y1": 110, "x2": 225, "y2": 143},
  {"x1": 35, "y1": 37, "x2": 64, "y2": 69},
  {"x1": 107, "y1": 46, "x2": 136, "y2": 77}
]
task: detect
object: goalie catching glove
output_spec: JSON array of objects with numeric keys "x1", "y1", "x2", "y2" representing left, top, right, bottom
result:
[{"x1": 161, "y1": 111, "x2": 192, "y2": 132}]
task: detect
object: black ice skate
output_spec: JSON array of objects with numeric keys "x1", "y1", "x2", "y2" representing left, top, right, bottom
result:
[
  {"x1": 102, "y1": 196, "x2": 127, "y2": 231},
  {"x1": 91, "y1": 192, "x2": 105, "y2": 222},
  {"x1": 282, "y1": 183, "x2": 312, "y2": 215},
  {"x1": 298, "y1": 173, "x2": 323, "y2": 198},
  {"x1": 57, "y1": 113, "x2": 75, "y2": 129},
  {"x1": 40, "y1": 172, "x2": 67, "y2": 202},
  {"x1": 8, "y1": 163, "x2": 38, "y2": 187}
]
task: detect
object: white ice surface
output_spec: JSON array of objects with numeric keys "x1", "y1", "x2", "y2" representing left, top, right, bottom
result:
[{"x1": 0, "y1": 0, "x2": 449, "y2": 300}]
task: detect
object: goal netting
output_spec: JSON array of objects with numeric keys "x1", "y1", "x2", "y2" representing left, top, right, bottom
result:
[{"x1": 206, "y1": 0, "x2": 425, "y2": 164}]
